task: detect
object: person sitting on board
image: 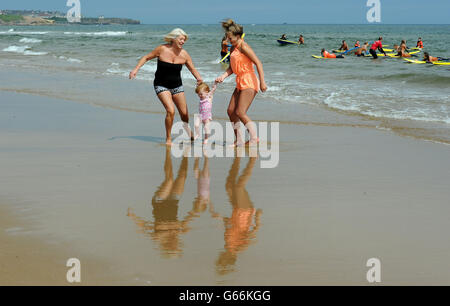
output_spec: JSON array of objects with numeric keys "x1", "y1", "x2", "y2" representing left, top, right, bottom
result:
[
  {"x1": 339, "y1": 40, "x2": 349, "y2": 51},
  {"x1": 298, "y1": 35, "x2": 305, "y2": 44},
  {"x1": 354, "y1": 41, "x2": 361, "y2": 48},
  {"x1": 416, "y1": 37, "x2": 424, "y2": 49},
  {"x1": 280, "y1": 34, "x2": 287, "y2": 40},
  {"x1": 397, "y1": 40, "x2": 412, "y2": 57},
  {"x1": 321, "y1": 49, "x2": 344, "y2": 58},
  {"x1": 423, "y1": 52, "x2": 449, "y2": 63},
  {"x1": 369, "y1": 37, "x2": 387, "y2": 59},
  {"x1": 355, "y1": 42, "x2": 369, "y2": 57},
  {"x1": 221, "y1": 35, "x2": 231, "y2": 63}
]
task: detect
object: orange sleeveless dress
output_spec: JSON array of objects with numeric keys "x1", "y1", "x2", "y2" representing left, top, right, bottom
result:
[{"x1": 230, "y1": 40, "x2": 259, "y2": 92}]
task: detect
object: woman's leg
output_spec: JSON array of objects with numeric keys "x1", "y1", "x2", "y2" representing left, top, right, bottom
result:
[
  {"x1": 227, "y1": 88, "x2": 242, "y2": 145},
  {"x1": 172, "y1": 92, "x2": 194, "y2": 140},
  {"x1": 235, "y1": 89, "x2": 258, "y2": 144},
  {"x1": 157, "y1": 91, "x2": 176, "y2": 145}
]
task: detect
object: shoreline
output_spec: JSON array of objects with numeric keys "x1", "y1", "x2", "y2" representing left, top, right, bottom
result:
[
  {"x1": 0, "y1": 62, "x2": 448, "y2": 146},
  {"x1": 1, "y1": 91, "x2": 450, "y2": 285}
]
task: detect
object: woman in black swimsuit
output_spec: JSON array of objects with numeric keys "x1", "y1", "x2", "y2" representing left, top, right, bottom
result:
[{"x1": 130, "y1": 28, "x2": 203, "y2": 145}]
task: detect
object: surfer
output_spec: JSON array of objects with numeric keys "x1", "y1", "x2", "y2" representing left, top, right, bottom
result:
[
  {"x1": 280, "y1": 34, "x2": 287, "y2": 40},
  {"x1": 321, "y1": 49, "x2": 344, "y2": 58},
  {"x1": 298, "y1": 35, "x2": 305, "y2": 44},
  {"x1": 355, "y1": 42, "x2": 369, "y2": 57},
  {"x1": 129, "y1": 28, "x2": 203, "y2": 145},
  {"x1": 369, "y1": 37, "x2": 387, "y2": 59},
  {"x1": 215, "y1": 19, "x2": 267, "y2": 146},
  {"x1": 416, "y1": 37, "x2": 424, "y2": 49},
  {"x1": 339, "y1": 40, "x2": 349, "y2": 51},
  {"x1": 423, "y1": 52, "x2": 449, "y2": 63},
  {"x1": 397, "y1": 40, "x2": 411, "y2": 57},
  {"x1": 354, "y1": 41, "x2": 361, "y2": 48}
]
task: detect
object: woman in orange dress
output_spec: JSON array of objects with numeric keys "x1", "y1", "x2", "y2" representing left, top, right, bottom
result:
[{"x1": 215, "y1": 19, "x2": 267, "y2": 146}]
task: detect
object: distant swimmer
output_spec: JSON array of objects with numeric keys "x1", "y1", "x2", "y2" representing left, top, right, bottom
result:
[
  {"x1": 369, "y1": 37, "x2": 387, "y2": 59},
  {"x1": 355, "y1": 42, "x2": 369, "y2": 57},
  {"x1": 280, "y1": 34, "x2": 287, "y2": 40},
  {"x1": 354, "y1": 41, "x2": 361, "y2": 48},
  {"x1": 339, "y1": 40, "x2": 349, "y2": 51},
  {"x1": 321, "y1": 48, "x2": 344, "y2": 58},
  {"x1": 298, "y1": 35, "x2": 305, "y2": 44},
  {"x1": 423, "y1": 52, "x2": 449, "y2": 63},
  {"x1": 416, "y1": 37, "x2": 424, "y2": 49}
]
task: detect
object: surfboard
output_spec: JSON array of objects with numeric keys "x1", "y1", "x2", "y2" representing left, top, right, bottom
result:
[
  {"x1": 312, "y1": 55, "x2": 344, "y2": 59},
  {"x1": 333, "y1": 47, "x2": 356, "y2": 54},
  {"x1": 387, "y1": 50, "x2": 421, "y2": 58},
  {"x1": 219, "y1": 52, "x2": 230, "y2": 63},
  {"x1": 277, "y1": 39, "x2": 300, "y2": 45},
  {"x1": 433, "y1": 61, "x2": 450, "y2": 66},
  {"x1": 403, "y1": 58, "x2": 427, "y2": 64}
]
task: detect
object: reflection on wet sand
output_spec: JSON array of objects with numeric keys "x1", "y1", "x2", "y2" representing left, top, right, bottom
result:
[
  {"x1": 127, "y1": 147, "x2": 194, "y2": 258},
  {"x1": 127, "y1": 148, "x2": 262, "y2": 274},
  {"x1": 216, "y1": 157, "x2": 262, "y2": 275}
]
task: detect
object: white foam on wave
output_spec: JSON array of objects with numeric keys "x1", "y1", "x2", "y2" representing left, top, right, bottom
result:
[
  {"x1": 57, "y1": 56, "x2": 82, "y2": 63},
  {"x1": 67, "y1": 58, "x2": 82, "y2": 63},
  {"x1": 63, "y1": 31, "x2": 128, "y2": 37},
  {"x1": 2, "y1": 45, "x2": 47, "y2": 56},
  {"x1": 324, "y1": 91, "x2": 450, "y2": 124},
  {"x1": 3, "y1": 45, "x2": 30, "y2": 53},
  {"x1": 0, "y1": 31, "x2": 48, "y2": 35},
  {"x1": 19, "y1": 38, "x2": 42, "y2": 44}
]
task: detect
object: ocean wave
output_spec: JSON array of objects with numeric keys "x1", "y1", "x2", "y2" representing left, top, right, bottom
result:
[
  {"x1": 63, "y1": 31, "x2": 128, "y2": 37},
  {"x1": 3, "y1": 45, "x2": 30, "y2": 53},
  {"x1": 2, "y1": 45, "x2": 47, "y2": 56},
  {"x1": 57, "y1": 56, "x2": 83, "y2": 63},
  {"x1": 323, "y1": 91, "x2": 450, "y2": 124},
  {"x1": 19, "y1": 38, "x2": 42, "y2": 44},
  {"x1": 0, "y1": 31, "x2": 48, "y2": 35}
]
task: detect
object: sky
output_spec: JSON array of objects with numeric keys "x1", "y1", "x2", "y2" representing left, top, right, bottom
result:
[{"x1": 1, "y1": 0, "x2": 450, "y2": 24}]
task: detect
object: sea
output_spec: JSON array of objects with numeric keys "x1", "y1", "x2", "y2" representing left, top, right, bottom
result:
[{"x1": 1, "y1": 24, "x2": 449, "y2": 143}]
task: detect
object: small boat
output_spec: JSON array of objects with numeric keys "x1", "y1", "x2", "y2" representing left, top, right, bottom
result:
[{"x1": 277, "y1": 39, "x2": 300, "y2": 46}]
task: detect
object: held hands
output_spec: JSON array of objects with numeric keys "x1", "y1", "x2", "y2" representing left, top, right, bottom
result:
[
  {"x1": 129, "y1": 69, "x2": 137, "y2": 80},
  {"x1": 215, "y1": 75, "x2": 225, "y2": 83}
]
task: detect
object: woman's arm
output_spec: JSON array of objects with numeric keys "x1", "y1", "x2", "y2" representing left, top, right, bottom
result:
[
  {"x1": 184, "y1": 51, "x2": 203, "y2": 85},
  {"x1": 129, "y1": 46, "x2": 161, "y2": 79},
  {"x1": 240, "y1": 42, "x2": 267, "y2": 92},
  {"x1": 216, "y1": 67, "x2": 233, "y2": 83}
]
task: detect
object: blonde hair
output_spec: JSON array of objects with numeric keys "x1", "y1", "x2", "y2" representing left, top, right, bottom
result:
[
  {"x1": 164, "y1": 28, "x2": 188, "y2": 43},
  {"x1": 221, "y1": 19, "x2": 243, "y2": 36},
  {"x1": 195, "y1": 82, "x2": 210, "y2": 94}
]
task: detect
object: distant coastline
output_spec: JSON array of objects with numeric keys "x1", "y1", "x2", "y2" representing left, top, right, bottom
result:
[{"x1": 0, "y1": 9, "x2": 140, "y2": 25}]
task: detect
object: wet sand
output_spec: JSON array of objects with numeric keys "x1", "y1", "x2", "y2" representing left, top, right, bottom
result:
[{"x1": 1, "y1": 91, "x2": 449, "y2": 285}]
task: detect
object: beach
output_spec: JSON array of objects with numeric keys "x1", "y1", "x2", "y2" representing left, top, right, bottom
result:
[{"x1": 1, "y1": 90, "x2": 449, "y2": 285}]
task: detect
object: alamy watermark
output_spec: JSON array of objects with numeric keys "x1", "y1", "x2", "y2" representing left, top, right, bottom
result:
[
  {"x1": 366, "y1": 0, "x2": 381, "y2": 23},
  {"x1": 66, "y1": 258, "x2": 81, "y2": 283},
  {"x1": 366, "y1": 258, "x2": 382, "y2": 283},
  {"x1": 66, "y1": 0, "x2": 81, "y2": 23},
  {"x1": 170, "y1": 119, "x2": 280, "y2": 169}
]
